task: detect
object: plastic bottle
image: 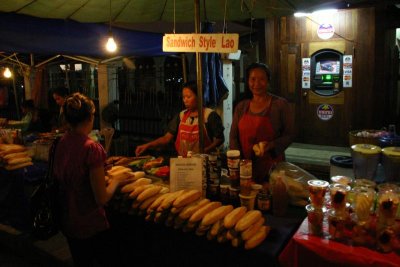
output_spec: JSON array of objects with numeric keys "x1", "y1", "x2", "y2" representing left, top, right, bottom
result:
[{"x1": 271, "y1": 171, "x2": 289, "y2": 217}]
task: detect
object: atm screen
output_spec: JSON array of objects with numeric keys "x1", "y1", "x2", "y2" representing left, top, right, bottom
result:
[{"x1": 315, "y1": 60, "x2": 340, "y2": 75}]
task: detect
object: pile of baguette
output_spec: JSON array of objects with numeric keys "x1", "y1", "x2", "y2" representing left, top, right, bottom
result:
[
  {"x1": 114, "y1": 175, "x2": 271, "y2": 250},
  {"x1": 0, "y1": 144, "x2": 33, "y2": 170}
]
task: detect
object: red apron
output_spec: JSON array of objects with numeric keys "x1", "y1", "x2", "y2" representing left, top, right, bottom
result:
[
  {"x1": 238, "y1": 102, "x2": 284, "y2": 183},
  {"x1": 175, "y1": 109, "x2": 211, "y2": 157}
]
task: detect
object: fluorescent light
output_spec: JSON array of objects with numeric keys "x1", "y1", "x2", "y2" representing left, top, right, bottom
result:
[
  {"x1": 294, "y1": 12, "x2": 309, "y2": 17},
  {"x1": 312, "y1": 9, "x2": 338, "y2": 16}
]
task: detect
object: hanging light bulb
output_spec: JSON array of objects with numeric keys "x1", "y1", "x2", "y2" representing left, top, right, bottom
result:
[
  {"x1": 105, "y1": 0, "x2": 118, "y2": 53},
  {"x1": 3, "y1": 67, "x2": 12, "y2": 78},
  {"x1": 106, "y1": 34, "x2": 117, "y2": 52}
]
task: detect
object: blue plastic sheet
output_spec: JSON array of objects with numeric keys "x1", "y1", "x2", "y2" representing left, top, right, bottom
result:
[{"x1": 0, "y1": 13, "x2": 165, "y2": 57}]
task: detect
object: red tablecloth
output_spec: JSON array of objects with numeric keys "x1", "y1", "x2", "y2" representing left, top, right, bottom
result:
[{"x1": 279, "y1": 218, "x2": 400, "y2": 267}]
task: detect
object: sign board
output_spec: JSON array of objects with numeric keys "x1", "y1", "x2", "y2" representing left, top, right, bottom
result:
[
  {"x1": 316, "y1": 104, "x2": 334, "y2": 121},
  {"x1": 302, "y1": 58, "x2": 311, "y2": 89},
  {"x1": 170, "y1": 157, "x2": 203, "y2": 192},
  {"x1": 317, "y1": 24, "x2": 335, "y2": 40},
  {"x1": 163, "y1": 33, "x2": 239, "y2": 53},
  {"x1": 343, "y1": 55, "x2": 353, "y2": 88}
]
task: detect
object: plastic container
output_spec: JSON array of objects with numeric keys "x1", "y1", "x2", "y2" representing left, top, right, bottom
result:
[
  {"x1": 330, "y1": 155, "x2": 354, "y2": 179},
  {"x1": 351, "y1": 144, "x2": 382, "y2": 180},
  {"x1": 239, "y1": 193, "x2": 256, "y2": 210},
  {"x1": 307, "y1": 180, "x2": 329, "y2": 209},
  {"x1": 306, "y1": 204, "x2": 324, "y2": 236},
  {"x1": 329, "y1": 183, "x2": 351, "y2": 211},
  {"x1": 381, "y1": 147, "x2": 400, "y2": 182}
]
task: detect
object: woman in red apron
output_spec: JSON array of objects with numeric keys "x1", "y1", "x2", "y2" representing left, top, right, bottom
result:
[
  {"x1": 230, "y1": 63, "x2": 296, "y2": 184},
  {"x1": 135, "y1": 81, "x2": 225, "y2": 157}
]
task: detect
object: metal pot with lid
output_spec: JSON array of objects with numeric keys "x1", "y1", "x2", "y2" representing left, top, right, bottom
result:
[
  {"x1": 381, "y1": 146, "x2": 400, "y2": 182},
  {"x1": 351, "y1": 144, "x2": 382, "y2": 180}
]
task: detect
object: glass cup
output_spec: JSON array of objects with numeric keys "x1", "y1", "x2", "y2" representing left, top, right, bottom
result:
[
  {"x1": 306, "y1": 204, "x2": 324, "y2": 236},
  {"x1": 330, "y1": 175, "x2": 352, "y2": 186},
  {"x1": 377, "y1": 188, "x2": 400, "y2": 227},
  {"x1": 307, "y1": 180, "x2": 329, "y2": 209},
  {"x1": 352, "y1": 186, "x2": 375, "y2": 223},
  {"x1": 327, "y1": 209, "x2": 348, "y2": 241},
  {"x1": 329, "y1": 183, "x2": 351, "y2": 211},
  {"x1": 353, "y1": 179, "x2": 377, "y2": 190}
]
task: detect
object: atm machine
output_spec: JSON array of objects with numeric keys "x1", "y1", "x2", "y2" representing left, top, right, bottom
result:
[{"x1": 311, "y1": 49, "x2": 343, "y2": 96}]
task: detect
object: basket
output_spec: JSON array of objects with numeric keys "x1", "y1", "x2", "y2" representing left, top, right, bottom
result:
[{"x1": 348, "y1": 130, "x2": 382, "y2": 146}]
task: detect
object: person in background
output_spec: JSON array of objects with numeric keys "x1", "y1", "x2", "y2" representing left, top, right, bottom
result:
[
  {"x1": 53, "y1": 92, "x2": 131, "y2": 267},
  {"x1": 20, "y1": 99, "x2": 48, "y2": 133},
  {"x1": 19, "y1": 99, "x2": 35, "y2": 132},
  {"x1": 229, "y1": 62, "x2": 296, "y2": 184},
  {"x1": 51, "y1": 86, "x2": 69, "y2": 131},
  {"x1": 135, "y1": 81, "x2": 225, "y2": 157}
]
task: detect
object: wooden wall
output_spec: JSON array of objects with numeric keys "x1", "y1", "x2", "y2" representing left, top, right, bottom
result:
[{"x1": 262, "y1": 8, "x2": 388, "y2": 146}]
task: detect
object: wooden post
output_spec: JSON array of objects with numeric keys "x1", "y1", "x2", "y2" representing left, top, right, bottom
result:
[{"x1": 97, "y1": 64, "x2": 109, "y2": 129}]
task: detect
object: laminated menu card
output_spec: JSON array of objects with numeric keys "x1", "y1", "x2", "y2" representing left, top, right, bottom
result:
[{"x1": 170, "y1": 157, "x2": 203, "y2": 192}]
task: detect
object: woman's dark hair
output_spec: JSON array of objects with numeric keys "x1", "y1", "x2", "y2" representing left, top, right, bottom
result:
[
  {"x1": 52, "y1": 86, "x2": 69, "y2": 97},
  {"x1": 241, "y1": 62, "x2": 272, "y2": 100},
  {"x1": 62, "y1": 93, "x2": 95, "y2": 127},
  {"x1": 182, "y1": 81, "x2": 197, "y2": 96},
  {"x1": 245, "y1": 62, "x2": 271, "y2": 83}
]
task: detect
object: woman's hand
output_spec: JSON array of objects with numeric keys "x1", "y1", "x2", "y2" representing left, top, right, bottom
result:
[
  {"x1": 135, "y1": 143, "x2": 149, "y2": 156},
  {"x1": 253, "y1": 141, "x2": 268, "y2": 157}
]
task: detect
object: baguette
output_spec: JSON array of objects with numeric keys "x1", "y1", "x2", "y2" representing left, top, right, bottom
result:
[
  {"x1": 189, "y1": 201, "x2": 222, "y2": 223},
  {"x1": 244, "y1": 225, "x2": 270, "y2": 250},
  {"x1": 130, "y1": 177, "x2": 152, "y2": 187},
  {"x1": 232, "y1": 237, "x2": 243, "y2": 248},
  {"x1": 173, "y1": 189, "x2": 201, "y2": 208},
  {"x1": 3, "y1": 151, "x2": 29, "y2": 160},
  {"x1": 136, "y1": 185, "x2": 162, "y2": 202},
  {"x1": 107, "y1": 165, "x2": 130, "y2": 174},
  {"x1": 131, "y1": 199, "x2": 141, "y2": 209},
  {"x1": 158, "y1": 190, "x2": 186, "y2": 211},
  {"x1": 5, "y1": 161, "x2": 33, "y2": 170},
  {"x1": 201, "y1": 205, "x2": 234, "y2": 226},
  {"x1": 120, "y1": 181, "x2": 140, "y2": 194},
  {"x1": 235, "y1": 210, "x2": 262, "y2": 232},
  {"x1": 170, "y1": 206, "x2": 184, "y2": 214},
  {"x1": 7, "y1": 157, "x2": 32, "y2": 165},
  {"x1": 178, "y1": 198, "x2": 210, "y2": 220},
  {"x1": 133, "y1": 171, "x2": 146, "y2": 179},
  {"x1": 210, "y1": 219, "x2": 225, "y2": 237},
  {"x1": 0, "y1": 145, "x2": 26, "y2": 156},
  {"x1": 241, "y1": 217, "x2": 265, "y2": 241},
  {"x1": 139, "y1": 193, "x2": 163, "y2": 210},
  {"x1": 216, "y1": 230, "x2": 228, "y2": 243},
  {"x1": 223, "y1": 206, "x2": 247, "y2": 229},
  {"x1": 147, "y1": 192, "x2": 171, "y2": 213},
  {"x1": 128, "y1": 184, "x2": 153, "y2": 199}
]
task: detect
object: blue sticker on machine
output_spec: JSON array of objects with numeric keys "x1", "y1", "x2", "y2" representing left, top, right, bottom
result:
[{"x1": 317, "y1": 104, "x2": 334, "y2": 121}]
